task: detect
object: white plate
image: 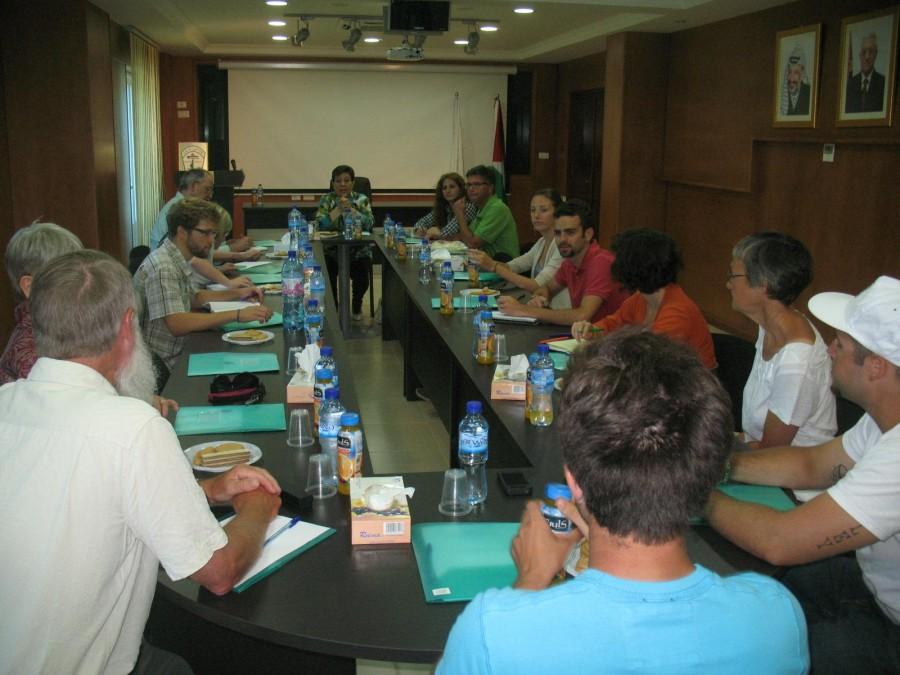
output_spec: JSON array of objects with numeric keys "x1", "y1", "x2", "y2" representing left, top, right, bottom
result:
[
  {"x1": 266, "y1": 251, "x2": 290, "y2": 260},
  {"x1": 460, "y1": 287, "x2": 500, "y2": 297},
  {"x1": 222, "y1": 329, "x2": 275, "y2": 345},
  {"x1": 184, "y1": 441, "x2": 262, "y2": 473}
]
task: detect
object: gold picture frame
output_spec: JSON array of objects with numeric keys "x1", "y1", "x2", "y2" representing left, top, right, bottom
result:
[
  {"x1": 836, "y1": 6, "x2": 899, "y2": 127},
  {"x1": 773, "y1": 24, "x2": 821, "y2": 128}
]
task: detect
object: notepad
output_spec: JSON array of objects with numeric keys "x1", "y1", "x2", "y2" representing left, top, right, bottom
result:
[
  {"x1": 234, "y1": 260, "x2": 271, "y2": 270},
  {"x1": 187, "y1": 352, "x2": 279, "y2": 376},
  {"x1": 174, "y1": 403, "x2": 286, "y2": 435},
  {"x1": 221, "y1": 312, "x2": 283, "y2": 331},
  {"x1": 691, "y1": 483, "x2": 796, "y2": 525},
  {"x1": 411, "y1": 522, "x2": 519, "y2": 603},
  {"x1": 242, "y1": 263, "x2": 284, "y2": 275},
  {"x1": 207, "y1": 301, "x2": 260, "y2": 313},
  {"x1": 220, "y1": 514, "x2": 335, "y2": 593},
  {"x1": 431, "y1": 297, "x2": 498, "y2": 310},
  {"x1": 241, "y1": 273, "x2": 282, "y2": 284},
  {"x1": 544, "y1": 338, "x2": 580, "y2": 354},
  {"x1": 491, "y1": 311, "x2": 539, "y2": 324},
  {"x1": 453, "y1": 272, "x2": 500, "y2": 282}
]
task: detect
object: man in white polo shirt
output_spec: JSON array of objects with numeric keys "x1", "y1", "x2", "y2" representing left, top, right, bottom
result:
[{"x1": 707, "y1": 275, "x2": 900, "y2": 673}]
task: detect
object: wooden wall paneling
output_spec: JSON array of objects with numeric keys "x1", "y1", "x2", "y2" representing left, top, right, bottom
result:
[
  {"x1": 599, "y1": 35, "x2": 625, "y2": 246},
  {"x1": 0, "y1": 50, "x2": 13, "y2": 343},
  {"x1": 555, "y1": 52, "x2": 605, "y2": 197},
  {"x1": 159, "y1": 55, "x2": 203, "y2": 200}
]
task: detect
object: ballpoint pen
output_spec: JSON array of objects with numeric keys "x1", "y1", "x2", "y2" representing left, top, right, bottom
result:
[{"x1": 264, "y1": 515, "x2": 303, "y2": 546}]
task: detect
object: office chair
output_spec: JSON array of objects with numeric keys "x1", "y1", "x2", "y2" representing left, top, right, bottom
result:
[
  {"x1": 711, "y1": 333, "x2": 755, "y2": 431},
  {"x1": 353, "y1": 176, "x2": 375, "y2": 317}
]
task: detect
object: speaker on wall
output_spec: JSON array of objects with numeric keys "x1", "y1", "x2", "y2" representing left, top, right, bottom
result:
[{"x1": 385, "y1": 1, "x2": 450, "y2": 34}]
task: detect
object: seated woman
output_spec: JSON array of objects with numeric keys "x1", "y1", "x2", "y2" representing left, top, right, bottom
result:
[
  {"x1": 413, "y1": 172, "x2": 478, "y2": 241},
  {"x1": 468, "y1": 188, "x2": 570, "y2": 309},
  {"x1": 725, "y1": 232, "x2": 836, "y2": 455},
  {"x1": 315, "y1": 165, "x2": 374, "y2": 320},
  {"x1": 571, "y1": 228, "x2": 716, "y2": 369}
]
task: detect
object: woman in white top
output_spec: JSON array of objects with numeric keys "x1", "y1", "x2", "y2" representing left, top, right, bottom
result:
[
  {"x1": 468, "y1": 188, "x2": 570, "y2": 309},
  {"x1": 728, "y1": 232, "x2": 837, "y2": 457}
]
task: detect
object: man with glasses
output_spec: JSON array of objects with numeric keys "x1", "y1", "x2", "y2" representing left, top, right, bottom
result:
[
  {"x1": 134, "y1": 199, "x2": 271, "y2": 390},
  {"x1": 452, "y1": 165, "x2": 519, "y2": 261}
]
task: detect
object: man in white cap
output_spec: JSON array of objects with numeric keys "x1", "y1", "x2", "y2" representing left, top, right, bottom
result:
[{"x1": 706, "y1": 275, "x2": 900, "y2": 673}]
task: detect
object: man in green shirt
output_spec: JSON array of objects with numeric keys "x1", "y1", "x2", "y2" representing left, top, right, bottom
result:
[{"x1": 453, "y1": 165, "x2": 519, "y2": 261}]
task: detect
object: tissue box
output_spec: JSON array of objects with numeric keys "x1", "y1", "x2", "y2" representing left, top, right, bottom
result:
[
  {"x1": 286, "y1": 372, "x2": 314, "y2": 403},
  {"x1": 350, "y1": 476, "x2": 411, "y2": 545},
  {"x1": 491, "y1": 365, "x2": 527, "y2": 400}
]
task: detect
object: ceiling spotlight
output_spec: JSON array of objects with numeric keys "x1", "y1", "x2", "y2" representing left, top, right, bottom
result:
[
  {"x1": 464, "y1": 30, "x2": 479, "y2": 55},
  {"x1": 480, "y1": 24, "x2": 499, "y2": 32},
  {"x1": 272, "y1": 34, "x2": 289, "y2": 41},
  {"x1": 342, "y1": 25, "x2": 362, "y2": 52},
  {"x1": 268, "y1": 20, "x2": 286, "y2": 27},
  {"x1": 363, "y1": 36, "x2": 381, "y2": 43},
  {"x1": 265, "y1": 0, "x2": 287, "y2": 6},
  {"x1": 291, "y1": 20, "x2": 310, "y2": 46},
  {"x1": 513, "y1": 7, "x2": 534, "y2": 14}
]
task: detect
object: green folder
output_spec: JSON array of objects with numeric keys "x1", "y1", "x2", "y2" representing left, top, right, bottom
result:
[
  {"x1": 692, "y1": 483, "x2": 796, "y2": 525},
  {"x1": 187, "y1": 352, "x2": 279, "y2": 376},
  {"x1": 175, "y1": 403, "x2": 286, "y2": 435},
  {"x1": 243, "y1": 273, "x2": 282, "y2": 284},
  {"x1": 549, "y1": 352, "x2": 569, "y2": 371},
  {"x1": 243, "y1": 263, "x2": 283, "y2": 275},
  {"x1": 411, "y1": 522, "x2": 519, "y2": 603},
  {"x1": 430, "y1": 297, "x2": 498, "y2": 310},
  {"x1": 221, "y1": 312, "x2": 283, "y2": 331},
  {"x1": 453, "y1": 272, "x2": 501, "y2": 282}
]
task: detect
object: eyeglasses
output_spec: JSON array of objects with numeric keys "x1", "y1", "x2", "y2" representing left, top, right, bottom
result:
[
  {"x1": 726, "y1": 273, "x2": 747, "y2": 282},
  {"x1": 465, "y1": 182, "x2": 489, "y2": 188},
  {"x1": 192, "y1": 227, "x2": 217, "y2": 238}
]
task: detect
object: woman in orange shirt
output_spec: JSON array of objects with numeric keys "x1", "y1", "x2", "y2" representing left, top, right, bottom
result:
[{"x1": 571, "y1": 228, "x2": 716, "y2": 368}]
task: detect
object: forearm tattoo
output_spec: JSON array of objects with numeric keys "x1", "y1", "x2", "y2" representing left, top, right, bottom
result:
[
  {"x1": 817, "y1": 525, "x2": 863, "y2": 550},
  {"x1": 831, "y1": 464, "x2": 848, "y2": 484}
]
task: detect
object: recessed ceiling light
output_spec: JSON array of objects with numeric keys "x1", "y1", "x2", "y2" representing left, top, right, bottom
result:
[
  {"x1": 454, "y1": 39, "x2": 469, "y2": 45},
  {"x1": 272, "y1": 34, "x2": 289, "y2": 41},
  {"x1": 268, "y1": 20, "x2": 286, "y2": 27},
  {"x1": 265, "y1": 0, "x2": 287, "y2": 6},
  {"x1": 480, "y1": 25, "x2": 499, "y2": 32},
  {"x1": 363, "y1": 37, "x2": 381, "y2": 43},
  {"x1": 513, "y1": 7, "x2": 534, "y2": 14}
]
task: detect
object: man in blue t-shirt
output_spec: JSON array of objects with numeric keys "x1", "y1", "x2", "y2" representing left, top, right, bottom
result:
[{"x1": 438, "y1": 328, "x2": 809, "y2": 674}]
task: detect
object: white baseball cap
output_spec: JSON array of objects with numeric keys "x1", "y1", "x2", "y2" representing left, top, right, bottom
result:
[{"x1": 808, "y1": 275, "x2": 900, "y2": 367}]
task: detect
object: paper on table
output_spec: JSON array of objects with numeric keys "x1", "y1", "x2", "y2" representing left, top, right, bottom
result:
[
  {"x1": 234, "y1": 261, "x2": 271, "y2": 270},
  {"x1": 430, "y1": 248, "x2": 452, "y2": 262},
  {"x1": 207, "y1": 301, "x2": 259, "y2": 313},
  {"x1": 174, "y1": 403, "x2": 286, "y2": 435},
  {"x1": 491, "y1": 311, "x2": 539, "y2": 324},
  {"x1": 253, "y1": 239, "x2": 281, "y2": 247},
  {"x1": 221, "y1": 312, "x2": 283, "y2": 331},
  {"x1": 187, "y1": 352, "x2": 279, "y2": 376},
  {"x1": 241, "y1": 273, "x2": 281, "y2": 284},
  {"x1": 544, "y1": 338, "x2": 580, "y2": 354},
  {"x1": 430, "y1": 297, "x2": 498, "y2": 310},
  {"x1": 220, "y1": 514, "x2": 336, "y2": 593}
]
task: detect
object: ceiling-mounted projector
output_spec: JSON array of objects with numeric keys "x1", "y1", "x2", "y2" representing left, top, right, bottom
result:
[{"x1": 387, "y1": 40, "x2": 425, "y2": 61}]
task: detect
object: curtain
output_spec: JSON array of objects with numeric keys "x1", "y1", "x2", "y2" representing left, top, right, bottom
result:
[{"x1": 129, "y1": 34, "x2": 163, "y2": 246}]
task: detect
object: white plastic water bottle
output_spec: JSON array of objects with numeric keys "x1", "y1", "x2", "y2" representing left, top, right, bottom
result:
[
  {"x1": 458, "y1": 401, "x2": 489, "y2": 505},
  {"x1": 530, "y1": 344, "x2": 555, "y2": 427},
  {"x1": 288, "y1": 208, "x2": 301, "y2": 252},
  {"x1": 315, "y1": 345, "x2": 338, "y2": 387},
  {"x1": 302, "y1": 245, "x2": 316, "y2": 295},
  {"x1": 384, "y1": 213, "x2": 395, "y2": 249},
  {"x1": 318, "y1": 387, "x2": 345, "y2": 481},
  {"x1": 297, "y1": 210, "x2": 309, "y2": 249},
  {"x1": 281, "y1": 250, "x2": 303, "y2": 332},
  {"x1": 342, "y1": 207, "x2": 353, "y2": 239},
  {"x1": 305, "y1": 298, "x2": 323, "y2": 346},
  {"x1": 309, "y1": 264, "x2": 326, "y2": 310},
  {"x1": 418, "y1": 238, "x2": 431, "y2": 284}
]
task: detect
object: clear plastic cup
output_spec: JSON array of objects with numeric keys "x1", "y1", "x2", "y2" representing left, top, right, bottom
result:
[
  {"x1": 287, "y1": 408, "x2": 314, "y2": 447},
  {"x1": 494, "y1": 333, "x2": 509, "y2": 364},
  {"x1": 306, "y1": 453, "x2": 337, "y2": 499},
  {"x1": 438, "y1": 468, "x2": 473, "y2": 517}
]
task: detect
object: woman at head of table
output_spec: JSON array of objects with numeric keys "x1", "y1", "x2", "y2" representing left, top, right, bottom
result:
[
  {"x1": 413, "y1": 172, "x2": 479, "y2": 242},
  {"x1": 722, "y1": 232, "x2": 836, "y2": 454},
  {"x1": 315, "y1": 164, "x2": 375, "y2": 320},
  {"x1": 571, "y1": 228, "x2": 716, "y2": 369},
  {"x1": 467, "y1": 189, "x2": 570, "y2": 309}
]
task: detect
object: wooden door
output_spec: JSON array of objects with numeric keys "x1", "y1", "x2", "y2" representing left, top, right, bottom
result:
[{"x1": 566, "y1": 89, "x2": 604, "y2": 220}]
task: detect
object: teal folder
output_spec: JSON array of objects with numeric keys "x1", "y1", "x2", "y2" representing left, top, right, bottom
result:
[
  {"x1": 430, "y1": 297, "x2": 498, "y2": 310},
  {"x1": 221, "y1": 312, "x2": 283, "y2": 331},
  {"x1": 187, "y1": 352, "x2": 279, "y2": 376},
  {"x1": 174, "y1": 403, "x2": 286, "y2": 435},
  {"x1": 549, "y1": 352, "x2": 569, "y2": 370},
  {"x1": 243, "y1": 263, "x2": 283, "y2": 275},
  {"x1": 453, "y1": 272, "x2": 500, "y2": 282},
  {"x1": 411, "y1": 522, "x2": 519, "y2": 603},
  {"x1": 692, "y1": 483, "x2": 796, "y2": 525},
  {"x1": 242, "y1": 273, "x2": 282, "y2": 284}
]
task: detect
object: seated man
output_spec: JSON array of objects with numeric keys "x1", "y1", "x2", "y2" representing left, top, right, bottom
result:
[
  {"x1": 706, "y1": 275, "x2": 900, "y2": 674},
  {"x1": 0, "y1": 221, "x2": 82, "y2": 384},
  {"x1": 0, "y1": 250, "x2": 281, "y2": 673},
  {"x1": 496, "y1": 199, "x2": 628, "y2": 326},
  {"x1": 451, "y1": 165, "x2": 519, "y2": 261},
  {"x1": 134, "y1": 198, "x2": 272, "y2": 387},
  {"x1": 439, "y1": 328, "x2": 808, "y2": 674}
]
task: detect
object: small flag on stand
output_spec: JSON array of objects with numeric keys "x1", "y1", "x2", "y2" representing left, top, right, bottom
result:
[{"x1": 491, "y1": 96, "x2": 506, "y2": 196}]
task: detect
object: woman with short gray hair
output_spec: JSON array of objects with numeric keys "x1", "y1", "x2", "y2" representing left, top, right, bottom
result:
[{"x1": 727, "y1": 232, "x2": 836, "y2": 473}]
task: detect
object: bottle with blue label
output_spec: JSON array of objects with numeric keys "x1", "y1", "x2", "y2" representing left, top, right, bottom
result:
[
  {"x1": 302, "y1": 245, "x2": 316, "y2": 295},
  {"x1": 418, "y1": 238, "x2": 432, "y2": 284},
  {"x1": 472, "y1": 294, "x2": 490, "y2": 329},
  {"x1": 530, "y1": 344, "x2": 555, "y2": 427},
  {"x1": 384, "y1": 213, "x2": 395, "y2": 250},
  {"x1": 458, "y1": 400, "x2": 489, "y2": 505},
  {"x1": 297, "y1": 210, "x2": 309, "y2": 249},
  {"x1": 288, "y1": 208, "x2": 302, "y2": 252},
  {"x1": 342, "y1": 207, "x2": 354, "y2": 239},
  {"x1": 305, "y1": 298, "x2": 323, "y2": 348},
  {"x1": 474, "y1": 311, "x2": 495, "y2": 365},
  {"x1": 315, "y1": 345, "x2": 338, "y2": 387},
  {"x1": 313, "y1": 367, "x2": 335, "y2": 430},
  {"x1": 524, "y1": 352, "x2": 539, "y2": 421},
  {"x1": 395, "y1": 225, "x2": 407, "y2": 260},
  {"x1": 281, "y1": 249, "x2": 304, "y2": 332},
  {"x1": 337, "y1": 411, "x2": 363, "y2": 495},
  {"x1": 439, "y1": 261, "x2": 454, "y2": 315},
  {"x1": 318, "y1": 387, "x2": 345, "y2": 482},
  {"x1": 309, "y1": 264, "x2": 327, "y2": 312}
]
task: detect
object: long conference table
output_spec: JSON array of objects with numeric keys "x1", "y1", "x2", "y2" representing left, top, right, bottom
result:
[{"x1": 149, "y1": 237, "x2": 772, "y2": 673}]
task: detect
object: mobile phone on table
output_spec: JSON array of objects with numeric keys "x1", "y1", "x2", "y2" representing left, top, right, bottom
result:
[{"x1": 498, "y1": 471, "x2": 532, "y2": 497}]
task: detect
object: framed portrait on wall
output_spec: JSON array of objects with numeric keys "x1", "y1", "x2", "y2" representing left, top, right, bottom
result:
[
  {"x1": 773, "y1": 24, "x2": 821, "y2": 127},
  {"x1": 837, "y1": 6, "x2": 899, "y2": 126}
]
